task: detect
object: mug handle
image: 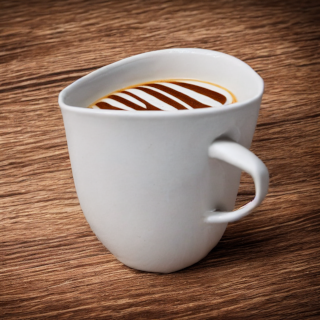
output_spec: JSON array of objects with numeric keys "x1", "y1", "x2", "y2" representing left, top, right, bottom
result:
[{"x1": 205, "y1": 140, "x2": 269, "y2": 223}]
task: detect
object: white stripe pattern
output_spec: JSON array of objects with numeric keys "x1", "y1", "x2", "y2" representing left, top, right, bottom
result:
[
  {"x1": 114, "y1": 92, "x2": 147, "y2": 108},
  {"x1": 93, "y1": 79, "x2": 234, "y2": 111},
  {"x1": 178, "y1": 80, "x2": 234, "y2": 105},
  {"x1": 125, "y1": 88, "x2": 177, "y2": 111},
  {"x1": 142, "y1": 85, "x2": 193, "y2": 110},
  {"x1": 101, "y1": 98, "x2": 136, "y2": 111},
  {"x1": 157, "y1": 82, "x2": 222, "y2": 107}
]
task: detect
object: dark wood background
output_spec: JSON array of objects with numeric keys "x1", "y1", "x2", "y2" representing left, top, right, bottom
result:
[{"x1": 1, "y1": 0, "x2": 320, "y2": 319}]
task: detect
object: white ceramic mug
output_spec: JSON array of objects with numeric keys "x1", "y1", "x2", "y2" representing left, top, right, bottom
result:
[{"x1": 59, "y1": 49, "x2": 269, "y2": 273}]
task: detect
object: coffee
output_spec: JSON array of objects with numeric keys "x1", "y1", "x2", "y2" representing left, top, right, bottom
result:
[{"x1": 88, "y1": 79, "x2": 236, "y2": 111}]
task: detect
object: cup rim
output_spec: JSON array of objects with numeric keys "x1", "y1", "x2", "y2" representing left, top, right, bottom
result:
[{"x1": 59, "y1": 48, "x2": 264, "y2": 118}]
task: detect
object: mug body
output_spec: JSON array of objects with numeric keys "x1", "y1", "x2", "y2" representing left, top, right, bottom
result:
[{"x1": 59, "y1": 49, "x2": 263, "y2": 273}]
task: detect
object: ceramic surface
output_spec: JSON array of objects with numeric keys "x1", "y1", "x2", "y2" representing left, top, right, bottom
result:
[{"x1": 59, "y1": 49, "x2": 269, "y2": 273}]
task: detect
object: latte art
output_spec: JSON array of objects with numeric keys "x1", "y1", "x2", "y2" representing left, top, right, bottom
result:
[{"x1": 89, "y1": 79, "x2": 236, "y2": 111}]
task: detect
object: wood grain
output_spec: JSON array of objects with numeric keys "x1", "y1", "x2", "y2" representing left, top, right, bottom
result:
[{"x1": 1, "y1": 0, "x2": 320, "y2": 319}]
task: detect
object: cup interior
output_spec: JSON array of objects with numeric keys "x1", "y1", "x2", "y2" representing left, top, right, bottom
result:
[{"x1": 60, "y1": 49, "x2": 263, "y2": 109}]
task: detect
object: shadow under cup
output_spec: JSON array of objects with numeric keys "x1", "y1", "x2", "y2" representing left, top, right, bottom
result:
[{"x1": 59, "y1": 49, "x2": 265, "y2": 273}]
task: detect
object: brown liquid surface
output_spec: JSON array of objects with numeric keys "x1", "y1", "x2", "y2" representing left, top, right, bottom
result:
[{"x1": 89, "y1": 79, "x2": 236, "y2": 111}]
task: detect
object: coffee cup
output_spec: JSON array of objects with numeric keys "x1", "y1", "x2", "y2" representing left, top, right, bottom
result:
[{"x1": 59, "y1": 48, "x2": 269, "y2": 273}]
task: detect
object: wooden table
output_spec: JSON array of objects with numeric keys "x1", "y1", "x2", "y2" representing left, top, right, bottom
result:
[{"x1": 1, "y1": 0, "x2": 320, "y2": 318}]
